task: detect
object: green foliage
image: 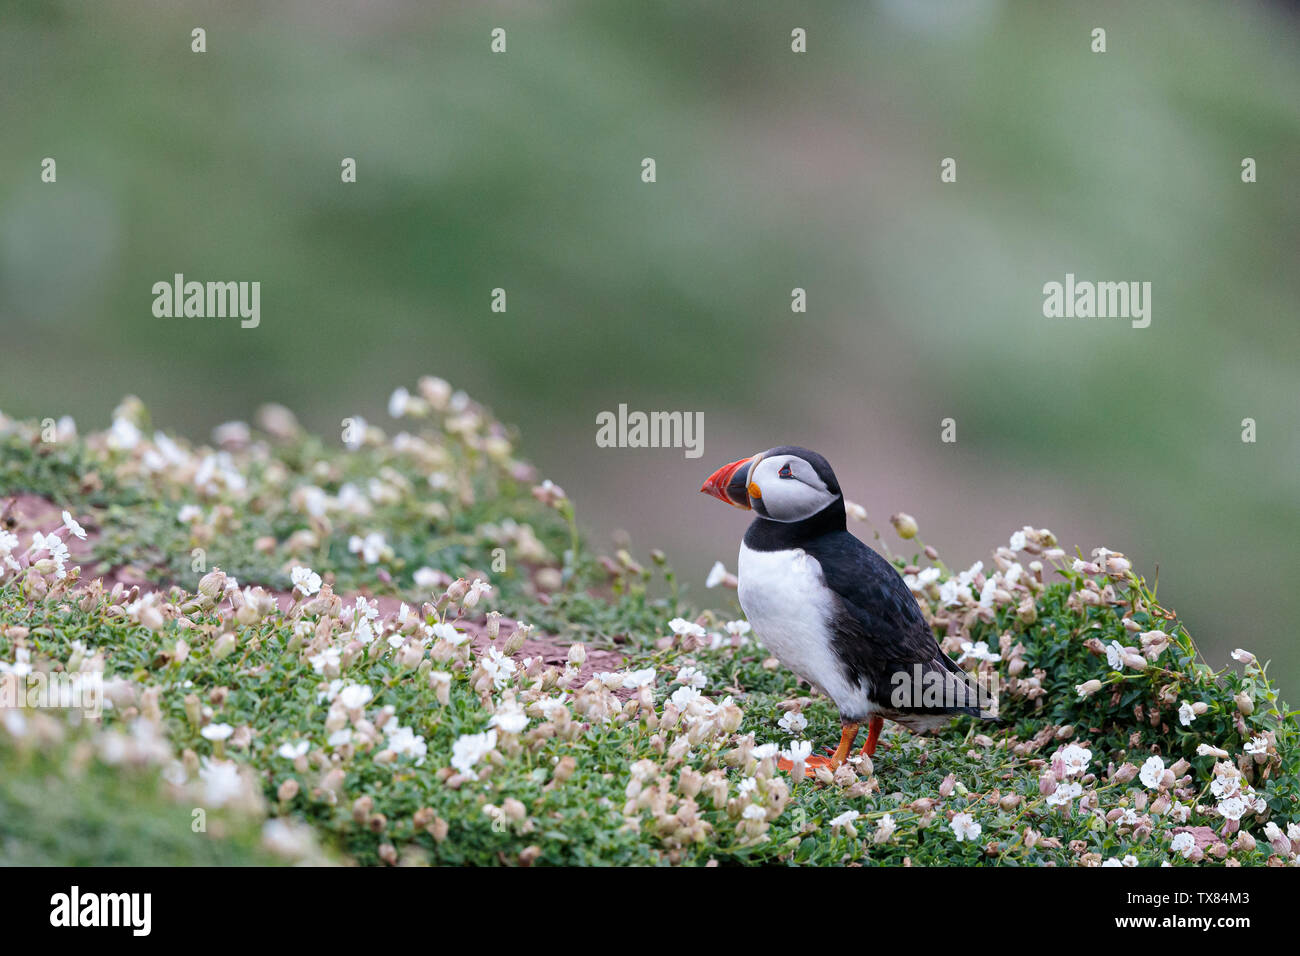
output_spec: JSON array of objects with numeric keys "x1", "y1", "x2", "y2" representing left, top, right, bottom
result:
[{"x1": 0, "y1": 392, "x2": 1296, "y2": 866}]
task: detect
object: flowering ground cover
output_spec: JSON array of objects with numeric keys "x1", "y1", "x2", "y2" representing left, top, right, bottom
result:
[{"x1": 1, "y1": 380, "x2": 1296, "y2": 866}]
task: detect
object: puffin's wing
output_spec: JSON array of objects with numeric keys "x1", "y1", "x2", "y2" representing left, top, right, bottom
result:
[{"x1": 812, "y1": 531, "x2": 980, "y2": 716}]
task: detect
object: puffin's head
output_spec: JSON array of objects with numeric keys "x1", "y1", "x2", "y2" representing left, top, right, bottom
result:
[{"x1": 700, "y1": 446, "x2": 842, "y2": 522}]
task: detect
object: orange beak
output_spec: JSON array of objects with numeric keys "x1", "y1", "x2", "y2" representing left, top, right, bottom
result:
[{"x1": 700, "y1": 455, "x2": 757, "y2": 510}]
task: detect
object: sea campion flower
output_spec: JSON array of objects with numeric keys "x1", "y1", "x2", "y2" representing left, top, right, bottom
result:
[
  {"x1": 782, "y1": 740, "x2": 812, "y2": 778},
  {"x1": 291, "y1": 566, "x2": 322, "y2": 597},
  {"x1": 481, "y1": 647, "x2": 517, "y2": 689},
  {"x1": 348, "y1": 532, "x2": 388, "y2": 565},
  {"x1": 668, "y1": 618, "x2": 707, "y2": 640},
  {"x1": 622, "y1": 668, "x2": 657, "y2": 689},
  {"x1": 1054, "y1": 743, "x2": 1092, "y2": 778},
  {"x1": 958, "y1": 641, "x2": 1001, "y2": 665},
  {"x1": 1139, "y1": 756, "x2": 1166, "y2": 789},
  {"x1": 777, "y1": 711, "x2": 808, "y2": 734},
  {"x1": 200, "y1": 723, "x2": 233, "y2": 741},
  {"x1": 675, "y1": 666, "x2": 707, "y2": 690},
  {"x1": 1169, "y1": 832, "x2": 1196, "y2": 858},
  {"x1": 488, "y1": 700, "x2": 529, "y2": 735},
  {"x1": 1045, "y1": 781, "x2": 1082, "y2": 808},
  {"x1": 61, "y1": 511, "x2": 87, "y2": 540},
  {"x1": 462, "y1": 578, "x2": 492, "y2": 609},
  {"x1": 451, "y1": 729, "x2": 497, "y2": 775},
  {"x1": 950, "y1": 813, "x2": 981, "y2": 842}
]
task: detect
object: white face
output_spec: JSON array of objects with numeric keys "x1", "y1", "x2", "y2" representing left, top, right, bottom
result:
[{"x1": 748, "y1": 453, "x2": 839, "y2": 522}]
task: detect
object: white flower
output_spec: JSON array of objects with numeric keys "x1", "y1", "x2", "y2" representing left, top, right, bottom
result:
[
  {"x1": 308, "y1": 647, "x2": 341, "y2": 674},
  {"x1": 488, "y1": 701, "x2": 529, "y2": 734},
  {"x1": 1139, "y1": 756, "x2": 1166, "y2": 789},
  {"x1": 705, "y1": 561, "x2": 728, "y2": 588},
  {"x1": 1009, "y1": 530, "x2": 1027, "y2": 551},
  {"x1": 177, "y1": 504, "x2": 203, "y2": 523},
  {"x1": 668, "y1": 617, "x2": 707, "y2": 639},
  {"x1": 1230, "y1": 649, "x2": 1256, "y2": 665},
  {"x1": 742, "y1": 804, "x2": 767, "y2": 821},
  {"x1": 462, "y1": 577, "x2": 492, "y2": 608},
  {"x1": 200, "y1": 722, "x2": 234, "y2": 741},
  {"x1": 1055, "y1": 743, "x2": 1092, "y2": 777},
  {"x1": 413, "y1": 566, "x2": 443, "y2": 590},
  {"x1": 950, "y1": 813, "x2": 981, "y2": 842},
  {"x1": 939, "y1": 578, "x2": 967, "y2": 607},
  {"x1": 328, "y1": 728, "x2": 353, "y2": 747},
  {"x1": 385, "y1": 724, "x2": 427, "y2": 760},
  {"x1": 1217, "y1": 795, "x2": 1248, "y2": 822},
  {"x1": 338, "y1": 684, "x2": 373, "y2": 710},
  {"x1": 348, "y1": 532, "x2": 387, "y2": 565},
  {"x1": 876, "y1": 814, "x2": 896, "y2": 841},
  {"x1": 61, "y1": 511, "x2": 87, "y2": 540},
  {"x1": 1169, "y1": 832, "x2": 1196, "y2": 858},
  {"x1": 108, "y1": 417, "x2": 142, "y2": 451},
  {"x1": 198, "y1": 758, "x2": 243, "y2": 806},
  {"x1": 481, "y1": 647, "x2": 516, "y2": 689},
  {"x1": 1243, "y1": 736, "x2": 1269, "y2": 756},
  {"x1": 388, "y1": 387, "x2": 411, "y2": 418},
  {"x1": 830, "y1": 810, "x2": 860, "y2": 828},
  {"x1": 1045, "y1": 781, "x2": 1082, "y2": 807},
  {"x1": 782, "y1": 740, "x2": 812, "y2": 775},
  {"x1": 751, "y1": 743, "x2": 780, "y2": 761},
  {"x1": 621, "y1": 668, "x2": 657, "y2": 689},
  {"x1": 675, "y1": 666, "x2": 707, "y2": 690},
  {"x1": 291, "y1": 565, "x2": 322, "y2": 596},
  {"x1": 1106, "y1": 641, "x2": 1124, "y2": 669},
  {"x1": 737, "y1": 777, "x2": 758, "y2": 795},
  {"x1": 451, "y1": 729, "x2": 497, "y2": 775},
  {"x1": 1209, "y1": 762, "x2": 1242, "y2": 799},
  {"x1": 277, "y1": 740, "x2": 309, "y2": 759},
  {"x1": 905, "y1": 567, "x2": 941, "y2": 591},
  {"x1": 778, "y1": 711, "x2": 808, "y2": 734},
  {"x1": 432, "y1": 622, "x2": 469, "y2": 646},
  {"x1": 1178, "y1": 701, "x2": 1195, "y2": 726},
  {"x1": 670, "y1": 686, "x2": 701, "y2": 709},
  {"x1": 723, "y1": 620, "x2": 751, "y2": 638},
  {"x1": 958, "y1": 640, "x2": 1001, "y2": 664}
]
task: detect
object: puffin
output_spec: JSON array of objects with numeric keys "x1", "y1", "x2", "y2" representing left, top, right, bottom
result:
[{"x1": 701, "y1": 446, "x2": 986, "y2": 776}]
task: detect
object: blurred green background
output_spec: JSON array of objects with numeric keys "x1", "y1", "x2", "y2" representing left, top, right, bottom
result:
[{"x1": 2, "y1": 1, "x2": 1297, "y2": 690}]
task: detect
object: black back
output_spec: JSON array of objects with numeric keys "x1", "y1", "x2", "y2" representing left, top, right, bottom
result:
[{"x1": 743, "y1": 467, "x2": 981, "y2": 718}]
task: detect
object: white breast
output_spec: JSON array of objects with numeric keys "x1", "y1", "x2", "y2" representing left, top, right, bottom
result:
[{"x1": 736, "y1": 542, "x2": 874, "y2": 720}]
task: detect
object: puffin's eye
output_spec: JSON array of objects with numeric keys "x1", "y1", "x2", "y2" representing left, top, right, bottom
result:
[{"x1": 778, "y1": 463, "x2": 794, "y2": 479}]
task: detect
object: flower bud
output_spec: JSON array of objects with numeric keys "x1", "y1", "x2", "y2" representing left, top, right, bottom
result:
[
  {"x1": 197, "y1": 569, "x2": 227, "y2": 599},
  {"x1": 211, "y1": 632, "x2": 236, "y2": 661},
  {"x1": 890, "y1": 513, "x2": 918, "y2": 539}
]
